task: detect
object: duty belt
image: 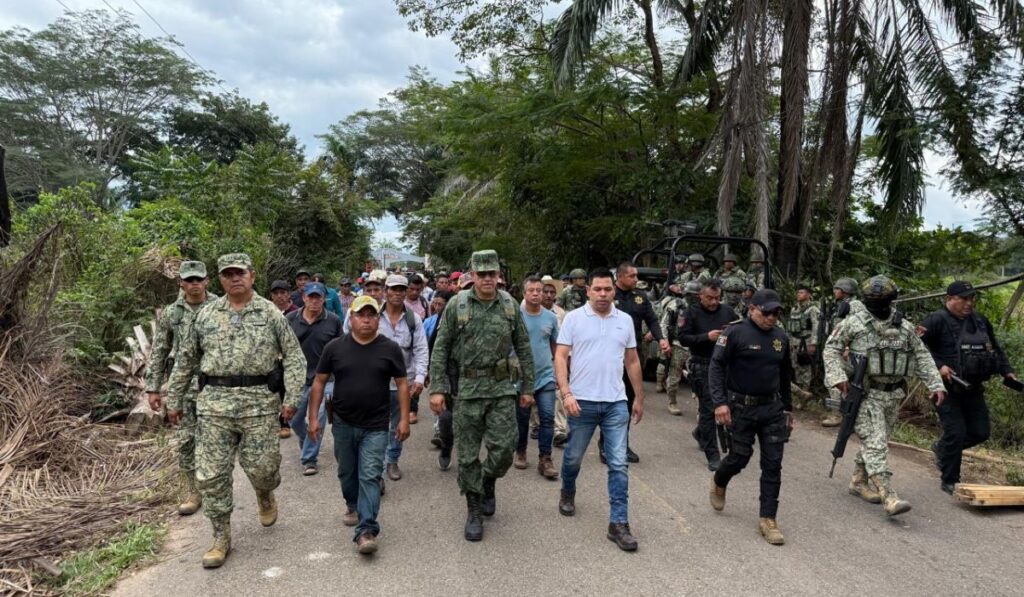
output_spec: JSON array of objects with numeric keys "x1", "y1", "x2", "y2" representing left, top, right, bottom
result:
[
  {"x1": 728, "y1": 391, "x2": 778, "y2": 406},
  {"x1": 201, "y1": 374, "x2": 270, "y2": 388},
  {"x1": 460, "y1": 359, "x2": 510, "y2": 380},
  {"x1": 870, "y1": 380, "x2": 906, "y2": 392}
]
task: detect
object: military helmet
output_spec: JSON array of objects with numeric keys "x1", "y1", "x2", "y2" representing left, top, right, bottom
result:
[
  {"x1": 861, "y1": 275, "x2": 899, "y2": 300},
  {"x1": 833, "y1": 277, "x2": 858, "y2": 295},
  {"x1": 687, "y1": 253, "x2": 705, "y2": 264},
  {"x1": 723, "y1": 253, "x2": 739, "y2": 263},
  {"x1": 569, "y1": 268, "x2": 587, "y2": 279},
  {"x1": 683, "y1": 280, "x2": 702, "y2": 296},
  {"x1": 722, "y1": 276, "x2": 746, "y2": 293}
]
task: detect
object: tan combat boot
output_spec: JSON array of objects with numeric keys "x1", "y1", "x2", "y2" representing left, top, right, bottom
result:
[
  {"x1": 848, "y1": 463, "x2": 882, "y2": 504},
  {"x1": 202, "y1": 520, "x2": 231, "y2": 568},
  {"x1": 709, "y1": 477, "x2": 726, "y2": 511},
  {"x1": 821, "y1": 413, "x2": 842, "y2": 427},
  {"x1": 178, "y1": 472, "x2": 202, "y2": 516},
  {"x1": 758, "y1": 518, "x2": 785, "y2": 545},
  {"x1": 656, "y1": 379, "x2": 666, "y2": 393},
  {"x1": 667, "y1": 392, "x2": 682, "y2": 416},
  {"x1": 257, "y1": 491, "x2": 278, "y2": 527},
  {"x1": 870, "y1": 474, "x2": 912, "y2": 516}
]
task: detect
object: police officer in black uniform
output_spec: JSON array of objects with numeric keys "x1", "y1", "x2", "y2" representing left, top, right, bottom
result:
[
  {"x1": 707, "y1": 289, "x2": 794, "y2": 546},
  {"x1": 605, "y1": 261, "x2": 669, "y2": 463},
  {"x1": 919, "y1": 280, "x2": 1016, "y2": 494},
  {"x1": 679, "y1": 279, "x2": 739, "y2": 470}
]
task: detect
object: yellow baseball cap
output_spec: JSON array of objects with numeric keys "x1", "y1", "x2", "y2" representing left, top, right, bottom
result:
[{"x1": 350, "y1": 295, "x2": 381, "y2": 314}]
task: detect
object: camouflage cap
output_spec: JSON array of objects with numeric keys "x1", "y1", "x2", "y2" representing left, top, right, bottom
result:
[
  {"x1": 722, "y1": 276, "x2": 746, "y2": 292},
  {"x1": 723, "y1": 253, "x2": 739, "y2": 263},
  {"x1": 569, "y1": 268, "x2": 587, "y2": 279},
  {"x1": 683, "y1": 280, "x2": 702, "y2": 295},
  {"x1": 179, "y1": 261, "x2": 208, "y2": 279},
  {"x1": 217, "y1": 253, "x2": 253, "y2": 273},
  {"x1": 470, "y1": 250, "x2": 500, "y2": 272},
  {"x1": 861, "y1": 275, "x2": 899, "y2": 300},
  {"x1": 687, "y1": 253, "x2": 705, "y2": 264},
  {"x1": 833, "y1": 277, "x2": 859, "y2": 295},
  {"x1": 365, "y1": 269, "x2": 387, "y2": 286}
]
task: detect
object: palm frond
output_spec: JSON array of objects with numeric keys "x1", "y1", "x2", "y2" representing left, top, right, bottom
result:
[
  {"x1": 672, "y1": 0, "x2": 737, "y2": 87},
  {"x1": 549, "y1": 0, "x2": 623, "y2": 89},
  {"x1": 989, "y1": 0, "x2": 1024, "y2": 52},
  {"x1": 777, "y1": 0, "x2": 812, "y2": 225},
  {"x1": 656, "y1": 0, "x2": 687, "y2": 18}
]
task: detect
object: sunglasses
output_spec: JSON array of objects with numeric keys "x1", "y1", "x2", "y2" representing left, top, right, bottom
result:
[{"x1": 476, "y1": 271, "x2": 498, "y2": 278}]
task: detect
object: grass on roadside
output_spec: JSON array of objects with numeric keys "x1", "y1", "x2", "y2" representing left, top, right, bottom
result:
[
  {"x1": 890, "y1": 421, "x2": 938, "y2": 450},
  {"x1": 54, "y1": 521, "x2": 168, "y2": 596}
]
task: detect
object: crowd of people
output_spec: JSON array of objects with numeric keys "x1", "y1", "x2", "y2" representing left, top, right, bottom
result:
[{"x1": 145, "y1": 249, "x2": 1016, "y2": 565}]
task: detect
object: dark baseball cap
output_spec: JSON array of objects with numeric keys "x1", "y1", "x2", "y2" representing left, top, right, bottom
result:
[
  {"x1": 270, "y1": 279, "x2": 290, "y2": 291},
  {"x1": 751, "y1": 289, "x2": 783, "y2": 312},
  {"x1": 295, "y1": 267, "x2": 312, "y2": 278},
  {"x1": 340, "y1": 277, "x2": 352, "y2": 286},
  {"x1": 304, "y1": 282, "x2": 326, "y2": 296},
  {"x1": 947, "y1": 280, "x2": 977, "y2": 297}
]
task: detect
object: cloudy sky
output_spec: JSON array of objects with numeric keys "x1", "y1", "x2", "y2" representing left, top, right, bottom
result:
[{"x1": 3, "y1": 0, "x2": 983, "y2": 248}]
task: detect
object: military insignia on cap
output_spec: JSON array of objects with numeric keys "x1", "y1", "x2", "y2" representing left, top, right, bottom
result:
[
  {"x1": 773, "y1": 338, "x2": 783, "y2": 352},
  {"x1": 634, "y1": 295, "x2": 643, "y2": 304}
]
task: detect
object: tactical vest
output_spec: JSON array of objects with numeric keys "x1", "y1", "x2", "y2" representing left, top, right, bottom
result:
[
  {"x1": 864, "y1": 312, "x2": 912, "y2": 378},
  {"x1": 945, "y1": 312, "x2": 998, "y2": 381},
  {"x1": 454, "y1": 289, "x2": 521, "y2": 382},
  {"x1": 786, "y1": 307, "x2": 814, "y2": 336}
]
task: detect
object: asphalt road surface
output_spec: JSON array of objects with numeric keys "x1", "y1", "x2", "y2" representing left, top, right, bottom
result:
[{"x1": 114, "y1": 383, "x2": 1024, "y2": 597}]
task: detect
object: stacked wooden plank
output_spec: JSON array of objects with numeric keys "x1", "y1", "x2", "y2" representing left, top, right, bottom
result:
[{"x1": 953, "y1": 484, "x2": 1024, "y2": 507}]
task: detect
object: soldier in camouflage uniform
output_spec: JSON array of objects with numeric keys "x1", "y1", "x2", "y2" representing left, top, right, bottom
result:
[
  {"x1": 557, "y1": 268, "x2": 588, "y2": 312},
  {"x1": 823, "y1": 275, "x2": 945, "y2": 517},
  {"x1": 165, "y1": 253, "x2": 305, "y2": 568},
  {"x1": 786, "y1": 285, "x2": 820, "y2": 407},
  {"x1": 658, "y1": 284, "x2": 687, "y2": 415},
  {"x1": 677, "y1": 254, "x2": 711, "y2": 286},
  {"x1": 746, "y1": 257, "x2": 767, "y2": 290},
  {"x1": 822, "y1": 277, "x2": 866, "y2": 427},
  {"x1": 721, "y1": 276, "x2": 746, "y2": 314},
  {"x1": 713, "y1": 253, "x2": 746, "y2": 281},
  {"x1": 428, "y1": 250, "x2": 535, "y2": 542},
  {"x1": 145, "y1": 261, "x2": 218, "y2": 516}
]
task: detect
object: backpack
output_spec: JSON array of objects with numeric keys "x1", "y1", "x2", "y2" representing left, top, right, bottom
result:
[
  {"x1": 402, "y1": 308, "x2": 418, "y2": 350},
  {"x1": 455, "y1": 289, "x2": 518, "y2": 329}
]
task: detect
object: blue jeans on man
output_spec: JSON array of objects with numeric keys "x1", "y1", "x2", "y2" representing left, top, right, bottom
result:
[
  {"x1": 332, "y1": 419, "x2": 388, "y2": 540},
  {"x1": 516, "y1": 382, "x2": 557, "y2": 455},
  {"x1": 291, "y1": 381, "x2": 331, "y2": 465},
  {"x1": 560, "y1": 399, "x2": 630, "y2": 523},
  {"x1": 386, "y1": 390, "x2": 405, "y2": 465}
]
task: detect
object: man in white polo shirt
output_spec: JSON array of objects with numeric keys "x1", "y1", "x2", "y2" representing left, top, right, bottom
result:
[{"x1": 554, "y1": 267, "x2": 645, "y2": 552}]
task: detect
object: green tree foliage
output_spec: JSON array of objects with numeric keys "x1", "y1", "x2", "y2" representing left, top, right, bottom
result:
[{"x1": 0, "y1": 10, "x2": 210, "y2": 205}]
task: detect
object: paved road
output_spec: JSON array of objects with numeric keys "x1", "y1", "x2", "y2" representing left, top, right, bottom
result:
[{"x1": 114, "y1": 383, "x2": 1024, "y2": 597}]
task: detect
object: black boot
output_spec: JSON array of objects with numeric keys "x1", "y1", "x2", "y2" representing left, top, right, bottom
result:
[
  {"x1": 559, "y1": 490, "x2": 575, "y2": 516},
  {"x1": 607, "y1": 522, "x2": 638, "y2": 551},
  {"x1": 464, "y1": 493, "x2": 483, "y2": 541},
  {"x1": 481, "y1": 477, "x2": 497, "y2": 517}
]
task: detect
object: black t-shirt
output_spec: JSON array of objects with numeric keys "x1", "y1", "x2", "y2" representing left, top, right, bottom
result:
[
  {"x1": 316, "y1": 334, "x2": 407, "y2": 430},
  {"x1": 708, "y1": 318, "x2": 793, "y2": 410}
]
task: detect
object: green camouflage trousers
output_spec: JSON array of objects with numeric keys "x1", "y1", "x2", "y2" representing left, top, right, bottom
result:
[
  {"x1": 177, "y1": 394, "x2": 198, "y2": 478},
  {"x1": 789, "y1": 338, "x2": 813, "y2": 389},
  {"x1": 454, "y1": 395, "x2": 517, "y2": 495},
  {"x1": 854, "y1": 388, "x2": 904, "y2": 478},
  {"x1": 196, "y1": 413, "x2": 281, "y2": 522},
  {"x1": 665, "y1": 344, "x2": 689, "y2": 397}
]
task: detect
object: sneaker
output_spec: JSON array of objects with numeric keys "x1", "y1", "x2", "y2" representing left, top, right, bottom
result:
[
  {"x1": 667, "y1": 402, "x2": 682, "y2": 416},
  {"x1": 438, "y1": 450, "x2": 452, "y2": 471},
  {"x1": 553, "y1": 433, "x2": 568, "y2": 448},
  {"x1": 607, "y1": 522, "x2": 638, "y2": 551},
  {"x1": 342, "y1": 507, "x2": 358, "y2": 527},
  {"x1": 356, "y1": 532, "x2": 378, "y2": 555},
  {"x1": 303, "y1": 463, "x2": 318, "y2": 476},
  {"x1": 387, "y1": 462, "x2": 402, "y2": 481},
  {"x1": 821, "y1": 413, "x2": 842, "y2": 427},
  {"x1": 430, "y1": 433, "x2": 443, "y2": 449},
  {"x1": 513, "y1": 450, "x2": 528, "y2": 469}
]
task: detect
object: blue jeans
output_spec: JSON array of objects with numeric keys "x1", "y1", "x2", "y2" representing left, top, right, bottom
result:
[
  {"x1": 516, "y1": 382, "x2": 557, "y2": 456},
  {"x1": 332, "y1": 419, "x2": 388, "y2": 540},
  {"x1": 386, "y1": 390, "x2": 404, "y2": 465},
  {"x1": 560, "y1": 400, "x2": 630, "y2": 523},
  {"x1": 291, "y1": 382, "x2": 331, "y2": 465}
]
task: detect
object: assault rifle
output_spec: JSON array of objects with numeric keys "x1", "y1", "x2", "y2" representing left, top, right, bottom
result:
[{"x1": 829, "y1": 353, "x2": 869, "y2": 478}]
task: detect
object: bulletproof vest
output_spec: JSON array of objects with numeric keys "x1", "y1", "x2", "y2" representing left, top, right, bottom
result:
[
  {"x1": 949, "y1": 312, "x2": 998, "y2": 381},
  {"x1": 785, "y1": 306, "x2": 813, "y2": 335},
  {"x1": 865, "y1": 313, "x2": 912, "y2": 378}
]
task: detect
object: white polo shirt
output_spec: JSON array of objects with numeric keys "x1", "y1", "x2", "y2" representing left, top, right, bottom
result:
[{"x1": 557, "y1": 303, "x2": 636, "y2": 402}]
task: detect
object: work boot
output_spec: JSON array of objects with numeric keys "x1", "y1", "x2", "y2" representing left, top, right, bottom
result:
[
  {"x1": 553, "y1": 432, "x2": 568, "y2": 447},
  {"x1": 709, "y1": 477, "x2": 726, "y2": 511},
  {"x1": 178, "y1": 473, "x2": 202, "y2": 516},
  {"x1": 667, "y1": 392, "x2": 682, "y2": 416},
  {"x1": 537, "y1": 455, "x2": 559, "y2": 480},
  {"x1": 342, "y1": 507, "x2": 358, "y2": 527},
  {"x1": 356, "y1": 532, "x2": 378, "y2": 555},
  {"x1": 758, "y1": 518, "x2": 785, "y2": 545},
  {"x1": 513, "y1": 450, "x2": 528, "y2": 470},
  {"x1": 559, "y1": 490, "x2": 576, "y2": 516},
  {"x1": 256, "y1": 491, "x2": 277, "y2": 527},
  {"x1": 202, "y1": 520, "x2": 231, "y2": 568},
  {"x1": 278, "y1": 427, "x2": 291, "y2": 439},
  {"x1": 464, "y1": 493, "x2": 483, "y2": 541},
  {"x1": 870, "y1": 474, "x2": 912, "y2": 516},
  {"x1": 607, "y1": 523, "x2": 638, "y2": 551},
  {"x1": 481, "y1": 477, "x2": 497, "y2": 516},
  {"x1": 821, "y1": 413, "x2": 842, "y2": 427},
  {"x1": 626, "y1": 447, "x2": 640, "y2": 464},
  {"x1": 848, "y1": 463, "x2": 882, "y2": 504},
  {"x1": 438, "y1": 449, "x2": 452, "y2": 471}
]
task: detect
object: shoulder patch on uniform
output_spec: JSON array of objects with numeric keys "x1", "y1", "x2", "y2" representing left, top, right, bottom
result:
[
  {"x1": 716, "y1": 335, "x2": 728, "y2": 347},
  {"x1": 634, "y1": 295, "x2": 644, "y2": 304},
  {"x1": 773, "y1": 338, "x2": 783, "y2": 352}
]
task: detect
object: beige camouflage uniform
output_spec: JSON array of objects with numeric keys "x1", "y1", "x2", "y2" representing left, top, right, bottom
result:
[
  {"x1": 786, "y1": 300, "x2": 820, "y2": 392},
  {"x1": 658, "y1": 293, "x2": 688, "y2": 411}
]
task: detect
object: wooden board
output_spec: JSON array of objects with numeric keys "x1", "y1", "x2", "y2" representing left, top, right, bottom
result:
[{"x1": 953, "y1": 483, "x2": 1024, "y2": 507}]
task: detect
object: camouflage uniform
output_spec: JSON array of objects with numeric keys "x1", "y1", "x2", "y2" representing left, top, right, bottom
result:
[
  {"x1": 428, "y1": 251, "x2": 535, "y2": 498},
  {"x1": 721, "y1": 276, "x2": 746, "y2": 313},
  {"x1": 825, "y1": 295, "x2": 867, "y2": 413},
  {"x1": 658, "y1": 292, "x2": 688, "y2": 411},
  {"x1": 557, "y1": 275, "x2": 588, "y2": 313},
  {"x1": 167, "y1": 254, "x2": 305, "y2": 535},
  {"x1": 786, "y1": 300, "x2": 820, "y2": 392},
  {"x1": 823, "y1": 290, "x2": 943, "y2": 495},
  {"x1": 714, "y1": 254, "x2": 746, "y2": 281},
  {"x1": 145, "y1": 276, "x2": 218, "y2": 494},
  {"x1": 677, "y1": 269, "x2": 710, "y2": 286},
  {"x1": 746, "y1": 266, "x2": 766, "y2": 290}
]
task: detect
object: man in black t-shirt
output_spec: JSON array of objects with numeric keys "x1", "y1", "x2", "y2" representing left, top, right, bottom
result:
[{"x1": 307, "y1": 295, "x2": 410, "y2": 555}]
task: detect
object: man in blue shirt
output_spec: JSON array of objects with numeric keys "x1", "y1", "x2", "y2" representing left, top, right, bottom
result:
[{"x1": 514, "y1": 275, "x2": 561, "y2": 478}]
